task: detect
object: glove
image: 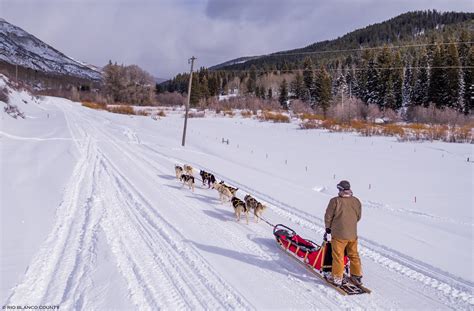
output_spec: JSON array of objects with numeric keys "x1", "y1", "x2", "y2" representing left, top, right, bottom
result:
[{"x1": 325, "y1": 228, "x2": 331, "y2": 234}]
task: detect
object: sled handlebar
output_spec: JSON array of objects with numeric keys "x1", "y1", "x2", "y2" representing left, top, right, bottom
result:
[{"x1": 323, "y1": 232, "x2": 330, "y2": 242}]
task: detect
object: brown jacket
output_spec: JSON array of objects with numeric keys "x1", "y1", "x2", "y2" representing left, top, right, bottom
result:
[{"x1": 324, "y1": 195, "x2": 361, "y2": 240}]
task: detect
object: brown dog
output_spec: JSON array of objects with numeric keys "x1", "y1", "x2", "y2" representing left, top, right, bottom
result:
[
  {"x1": 175, "y1": 164, "x2": 183, "y2": 180},
  {"x1": 183, "y1": 164, "x2": 194, "y2": 176},
  {"x1": 212, "y1": 182, "x2": 232, "y2": 203},
  {"x1": 219, "y1": 181, "x2": 238, "y2": 195}
]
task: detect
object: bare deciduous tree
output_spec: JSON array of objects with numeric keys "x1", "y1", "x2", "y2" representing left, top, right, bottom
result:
[{"x1": 103, "y1": 62, "x2": 155, "y2": 106}]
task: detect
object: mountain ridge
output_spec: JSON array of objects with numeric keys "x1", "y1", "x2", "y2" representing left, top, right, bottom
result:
[
  {"x1": 210, "y1": 10, "x2": 473, "y2": 71},
  {"x1": 0, "y1": 18, "x2": 101, "y2": 81}
]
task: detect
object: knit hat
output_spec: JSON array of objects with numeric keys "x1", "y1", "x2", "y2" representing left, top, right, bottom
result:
[{"x1": 337, "y1": 180, "x2": 351, "y2": 191}]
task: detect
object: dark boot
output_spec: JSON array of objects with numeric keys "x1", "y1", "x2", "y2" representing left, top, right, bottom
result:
[{"x1": 350, "y1": 275, "x2": 363, "y2": 286}]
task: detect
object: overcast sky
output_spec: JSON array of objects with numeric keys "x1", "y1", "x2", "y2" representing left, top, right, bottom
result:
[{"x1": 1, "y1": 0, "x2": 472, "y2": 78}]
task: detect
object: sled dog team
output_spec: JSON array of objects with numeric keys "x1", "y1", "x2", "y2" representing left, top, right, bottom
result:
[{"x1": 174, "y1": 164, "x2": 267, "y2": 224}]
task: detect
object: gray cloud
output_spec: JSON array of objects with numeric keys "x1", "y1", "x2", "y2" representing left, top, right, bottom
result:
[{"x1": 1, "y1": 0, "x2": 472, "y2": 78}]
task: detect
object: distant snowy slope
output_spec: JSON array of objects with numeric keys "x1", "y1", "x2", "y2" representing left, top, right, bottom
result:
[{"x1": 0, "y1": 18, "x2": 101, "y2": 81}]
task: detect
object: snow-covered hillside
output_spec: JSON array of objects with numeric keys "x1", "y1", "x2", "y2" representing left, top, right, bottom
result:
[
  {"x1": 0, "y1": 18, "x2": 101, "y2": 81},
  {"x1": 1, "y1": 77, "x2": 473, "y2": 309}
]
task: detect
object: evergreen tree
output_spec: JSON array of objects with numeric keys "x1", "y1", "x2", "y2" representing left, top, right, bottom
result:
[
  {"x1": 221, "y1": 76, "x2": 228, "y2": 94},
  {"x1": 375, "y1": 46, "x2": 393, "y2": 109},
  {"x1": 377, "y1": 46, "x2": 392, "y2": 109},
  {"x1": 315, "y1": 67, "x2": 332, "y2": 117},
  {"x1": 444, "y1": 42, "x2": 461, "y2": 109},
  {"x1": 200, "y1": 75, "x2": 210, "y2": 100},
  {"x1": 259, "y1": 86, "x2": 266, "y2": 99},
  {"x1": 458, "y1": 30, "x2": 471, "y2": 66},
  {"x1": 402, "y1": 62, "x2": 413, "y2": 108},
  {"x1": 366, "y1": 57, "x2": 380, "y2": 105},
  {"x1": 392, "y1": 51, "x2": 404, "y2": 110},
  {"x1": 290, "y1": 72, "x2": 304, "y2": 99},
  {"x1": 412, "y1": 51, "x2": 429, "y2": 106},
  {"x1": 429, "y1": 44, "x2": 445, "y2": 108},
  {"x1": 384, "y1": 76, "x2": 396, "y2": 110},
  {"x1": 345, "y1": 68, "x2": 356, "y2": 98},
  {"x1": 208, "y1": 75, "x2": 219, "y2": 97},
  {"x1": 354, "y1": 53, "x2": 370, "y2": 102},
  {"x1": 463, "y1": 47, "x2": 474, "y2": 114},
  {"x1": 302, "y1": 57, "x2": 315, "y2": 102},
  {"x1": 333, "y1": 73, "x2": 348, "y2": 100},
  {"x1": 246, "y1": 65, "x2": 257, "y2": 94},
  {"x1": 255, "y1": 86, "x2": 261, "y2": 98},
  {"x1": 457, "y1": 69, "x2": 465, "y2": 113},
  {"x1": 190, "y1": 74, "x2": 201, "y2": 106},
  {"x1": 279, "y1": 79, "x2": 289, "y2": 108}
]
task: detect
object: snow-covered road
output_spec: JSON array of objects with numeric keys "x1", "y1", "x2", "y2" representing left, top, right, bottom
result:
[{"x1": 1, "y1": 89, "x2": 473, "y2": 309}]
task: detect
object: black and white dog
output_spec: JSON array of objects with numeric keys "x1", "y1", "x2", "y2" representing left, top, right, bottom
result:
[
  {"x1": 244, "y1": 194, "x2": 268, "y2": 223},
  {"x1": 231, "y1": 197, "x2": 249, "y2": 224},
  {"x1": 180, "y1": 174, "x2": 195, "y2": 192},
  {"x1": 200, "y1": 170, "x2": 216, "y2": 188}
]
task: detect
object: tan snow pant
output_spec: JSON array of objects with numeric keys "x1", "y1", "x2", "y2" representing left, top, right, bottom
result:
[{"x1": 331, "y1": 238, "x2": 362, "y2": 279}]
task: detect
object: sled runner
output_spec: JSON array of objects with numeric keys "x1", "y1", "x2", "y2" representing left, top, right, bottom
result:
[{"x1": 273, "y1": 224, "x2": 371, "y2": 295}]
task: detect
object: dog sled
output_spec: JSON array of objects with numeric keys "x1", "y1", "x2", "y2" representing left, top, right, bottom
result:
[{"x1": 273, "y1": 224, "x2": 371, "y2": 295}]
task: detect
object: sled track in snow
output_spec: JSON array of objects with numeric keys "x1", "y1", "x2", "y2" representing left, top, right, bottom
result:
[
  {"x1": 100, "y1": 130, "x2": 363, "y2": 309},
  {"x1": 67, "y1": 105, "x2": 253, "y2": 310},
  {"x1": 7, "y1": 103, "x2": 253, "y2": 310},
  {"x1": 89, "y1": 118, "x2": 355, "y2": 309},
  {"x1": 139, "y1": 144, "x2": 474, "y2": 308},
  {"x1": 7, "y1": 131, "x2": 103, "y2": 309},
  {"x1": 98, "y1": 127, "x2": 383, "y2": 309}
]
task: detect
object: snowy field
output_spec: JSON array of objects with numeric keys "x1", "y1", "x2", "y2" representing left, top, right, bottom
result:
[{"x1": 1, "y1": 79, "x2": 473, "y2": 310}]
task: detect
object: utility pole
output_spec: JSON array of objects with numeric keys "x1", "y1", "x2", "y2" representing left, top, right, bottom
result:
[{"x1": 182, "y1": 56, "x2": 196, "y2": 147}]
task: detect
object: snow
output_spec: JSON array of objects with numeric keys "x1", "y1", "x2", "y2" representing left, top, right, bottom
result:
[{"x1": 1, "y1": 77, "x2": 473, "y2": 309}]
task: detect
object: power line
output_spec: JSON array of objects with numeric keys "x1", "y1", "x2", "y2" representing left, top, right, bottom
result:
[
  {"x1": 262, "y1": 41, "x2": 474, "y2": 58},
  {"x1": 220, "y1": 66, "x2": 473, "y2": 74}
]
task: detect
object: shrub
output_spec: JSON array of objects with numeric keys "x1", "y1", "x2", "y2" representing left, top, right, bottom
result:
[
  {"x1": 350, "y1": 120, "x2": 367, "y2": 132},
  {"x1": 300, "y1": 113, "x2": 324, "y2": 121},
  {"x1": 321, "y1": 119, "x2": 338, "y2": 130},
  {"x1": 291, "y1": 99, "x2": 313, "y2": 114},
  {"x1": 157, "y1": 110, "x2": 166, "y2": 117},
  {"x1": 427, "y1": 125, "x2": 448, "y2": 141},
  {"x1": 299, "y1": 120, "x2": 320, "y2": 129},
  {"x1": 451, "y1": 126, "x2": 473, "y2": 143},
  {"x1": 223, "y1": 109, "x2": 235, "y2": 117},
  {"x1": 241, "y1": 110, "x2": 252, "y2": 118},
  {"x1": 82, "y1": 101, "x2": 107, "y2": 110},
  {"x1": 259, "y1": 111, "x2": 290, "y2": 123},
  {"x1": 156, "y1": 92, "x2": 186, "y2": 106},
  {"x1": 107, "y1": 105, "x2": 135, "y2": 115},
  {"x1": 135, "y1": 110, "x2": 150, "y2": 116},
  {"x1": 381, "y1": 124, "x2": 405, "y2": 137}
]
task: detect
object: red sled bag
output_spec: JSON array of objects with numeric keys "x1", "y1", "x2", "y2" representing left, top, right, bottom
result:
[{"x1": 273, "y1": 224, "x2": 348, "y2": 272}]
